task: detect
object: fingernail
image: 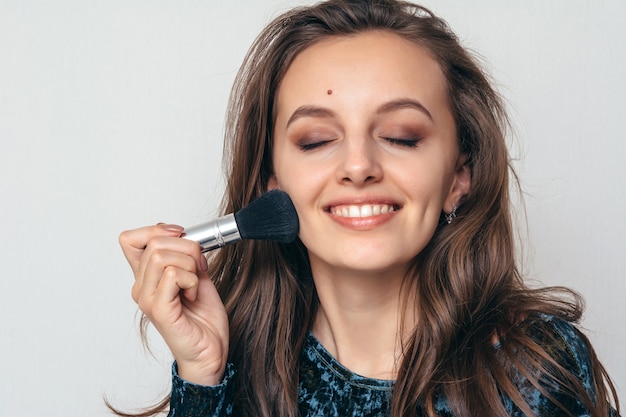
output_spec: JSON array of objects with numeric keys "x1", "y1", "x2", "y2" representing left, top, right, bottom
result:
[
  {"x1": 159, "y1": 223, "x2": 184, "y2": 234},
  {"x1": 200, "y1": 254, "x2": 209, "y2": 272}
]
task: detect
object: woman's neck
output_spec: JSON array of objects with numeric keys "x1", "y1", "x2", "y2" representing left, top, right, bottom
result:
[{"x1": 310, "y1": 261, "x2": 416, "y2": 380}]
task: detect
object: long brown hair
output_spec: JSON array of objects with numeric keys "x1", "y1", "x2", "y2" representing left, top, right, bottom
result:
[{"x1": 113, "y1": 1, "x2": 620, "y2": 416}]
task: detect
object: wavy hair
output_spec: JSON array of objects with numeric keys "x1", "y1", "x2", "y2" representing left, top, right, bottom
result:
[{"x1": 112, "y1": 1, "x2": 619, "y2": 416}]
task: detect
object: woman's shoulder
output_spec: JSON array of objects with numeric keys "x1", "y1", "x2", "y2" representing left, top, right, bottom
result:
[
  {"x1": 522, "y1": 313, "x2": 595, "y2": 388},
  {"x1": 497, "y1": 313, "x2": 605, "y2": 416}
]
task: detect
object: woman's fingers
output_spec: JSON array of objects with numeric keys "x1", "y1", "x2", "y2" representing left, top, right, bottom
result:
[
  {"x1": 148, "y1": 266, "x2": 200, "y2": 325},
  {"x1": 119, "y1": 223, "x2": 229, "y2": 385},
  {"x1": 133, "y1": 242, "x2": 198, "y2": 297},
  {"x1": 140, "y1": 235, "x2": 205, "y2": 283},
  {"x1": 119, "y1": 224, "x2": 184, "y2": 270},
  {"x1": 121, "y1": 224, "x2": 215, "y2": 331}
]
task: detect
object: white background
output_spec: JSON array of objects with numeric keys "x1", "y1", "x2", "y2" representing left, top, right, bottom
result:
[{"x1": 0, "y1": 1, "x2": 624, "y2": 415}]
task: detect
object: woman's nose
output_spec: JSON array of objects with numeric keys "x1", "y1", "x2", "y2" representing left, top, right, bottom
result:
[{"x1": 336, "y1": 137, "x2": 383, "y2": 186}]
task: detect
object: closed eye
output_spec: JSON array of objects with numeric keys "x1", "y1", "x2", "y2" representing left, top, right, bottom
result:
[
  {"x1": 383, "y1": 137, "x2": 420, "y2": 148},
  {"x1": 299, "y1": 140, "x2": 334, "y2": 151}
]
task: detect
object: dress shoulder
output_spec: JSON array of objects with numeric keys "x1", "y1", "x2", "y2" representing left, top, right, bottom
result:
[
  {"x1": 530, "y1": 315, "x2": 596, "y2": 395},
  {"x1": 509, "y1": 314, "x2": 605, "y2": 417}
]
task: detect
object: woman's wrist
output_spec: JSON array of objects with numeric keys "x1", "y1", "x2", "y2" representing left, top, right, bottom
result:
[{"x1": 176, "y1": 360, "x2": 227, "y2": 387}]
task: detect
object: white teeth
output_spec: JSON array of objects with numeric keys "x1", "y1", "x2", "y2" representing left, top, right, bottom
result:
[
  {"x1": 333, "y1": 204, "x2": 395, "y2": 218},
  {"x1": 360, "y1": 205, "x2": 372, "y2": 217}
]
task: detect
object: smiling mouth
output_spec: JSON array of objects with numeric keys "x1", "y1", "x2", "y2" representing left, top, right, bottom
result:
[{"x1": 329, "y1": 204, "x2": 400, "y2": 218}]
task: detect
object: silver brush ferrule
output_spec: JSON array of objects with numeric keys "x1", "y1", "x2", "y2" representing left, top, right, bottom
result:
[{"x1": 183, "y1": 213, "x2": 241, "y2": 252}]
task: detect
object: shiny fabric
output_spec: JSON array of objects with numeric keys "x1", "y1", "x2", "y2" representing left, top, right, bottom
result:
[{"x1": 168, "y1": 316, "x2": 615, "y2": 416}]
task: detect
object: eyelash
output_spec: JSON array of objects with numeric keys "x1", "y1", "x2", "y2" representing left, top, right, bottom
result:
[
  {"x1": 299, "y1": 141, "x2": 332, "y2": 151},
  {"x1": 297, "y1": 136, "x2": 420, "y2": 151},
  {"x1": 383, "y1": 137, "x2": 420, "y2": 148}
]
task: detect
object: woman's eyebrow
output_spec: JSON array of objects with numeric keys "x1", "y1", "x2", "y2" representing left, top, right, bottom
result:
[
  {"x1": 377, "y1": 98, "x2": 433, "y2": 121},
  {"x1": 286, "y1": 105, "x2": 335, "y2": 128},
  {"x1": 285, "y1": 98, "x2": 432, "y2": 128}
]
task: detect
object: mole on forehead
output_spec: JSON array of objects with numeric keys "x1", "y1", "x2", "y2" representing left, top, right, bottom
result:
[{"x1": 327, "y1": 89, "x2": 333, "y2": 95}]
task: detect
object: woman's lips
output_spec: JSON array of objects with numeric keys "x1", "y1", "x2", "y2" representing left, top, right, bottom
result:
[{"x1": 325, "y1": 201, "x2": 402, "y2": 230}]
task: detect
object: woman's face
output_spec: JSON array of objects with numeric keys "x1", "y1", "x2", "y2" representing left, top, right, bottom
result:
[{"x1": 271, "y1": 31, "x2": 470, "y2": 277}]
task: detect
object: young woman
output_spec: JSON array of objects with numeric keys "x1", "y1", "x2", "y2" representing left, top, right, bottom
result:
[{"x1": 117, "y1": 1, "x2": 620, "y2": 416}]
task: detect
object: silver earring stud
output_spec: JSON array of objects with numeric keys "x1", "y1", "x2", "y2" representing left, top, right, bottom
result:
[{"x1": 445, "y1": 205, "x2": 457, "y2": 224}]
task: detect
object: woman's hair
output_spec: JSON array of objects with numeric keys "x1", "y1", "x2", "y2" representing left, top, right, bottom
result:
[{"x1": 114, "y1": 1, "x2": 619, "y2": 416}]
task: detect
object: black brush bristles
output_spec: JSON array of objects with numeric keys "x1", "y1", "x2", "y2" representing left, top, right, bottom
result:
[{"x1": 234, "y1": 190, "x2": 299, "y2": 243}]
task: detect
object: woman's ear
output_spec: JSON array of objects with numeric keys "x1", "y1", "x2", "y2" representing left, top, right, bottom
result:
[
  {"x1": 267, "y1": 175, "x2": 279, "y2": 191},
  {"x1": 444, "y1": 153, "x2": 471, "y2": 213}
]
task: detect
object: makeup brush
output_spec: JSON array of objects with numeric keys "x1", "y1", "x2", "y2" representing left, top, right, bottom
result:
[{"x1": 182, "y1": 190, "x2": 299, "y2": 252}]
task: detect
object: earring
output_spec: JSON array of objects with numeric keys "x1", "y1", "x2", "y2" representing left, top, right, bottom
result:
[{"x1": 445, "y1": 205, "x2": 457, "y2": 224}]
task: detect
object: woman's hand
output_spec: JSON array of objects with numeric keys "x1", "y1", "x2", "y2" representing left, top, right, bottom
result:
[{"x1": 119, "y1": 224, "x2": 229, "y2": 386}]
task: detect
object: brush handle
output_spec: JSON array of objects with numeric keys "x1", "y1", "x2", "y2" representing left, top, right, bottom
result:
[{"x1": 183, "y1": 213, "x2": 241, "y2": 253}]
